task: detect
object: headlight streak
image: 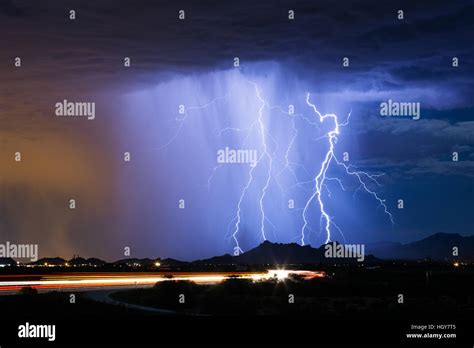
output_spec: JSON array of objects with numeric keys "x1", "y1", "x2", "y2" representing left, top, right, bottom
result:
[{"x1": 0, "y1": 270, "x2": 325, "y2": 292}]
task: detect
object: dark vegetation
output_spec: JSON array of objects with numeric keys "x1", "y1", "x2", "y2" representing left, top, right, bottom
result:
[{"x1": 111, "y1": 266, "x2": 474, "y2": 318}]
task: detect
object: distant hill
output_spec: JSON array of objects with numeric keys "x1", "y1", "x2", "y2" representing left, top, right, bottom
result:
[
  {"x1": 237, "y1": 241, "x2": 320, "y2": 264},
  {"x1": 195, "y1": 240, "x2": 378, "y2": 265},
  {"x1": 366, "y1": 233, "x2": 474, "y2": 260},
  {"x1": 0, "y1": 257, "x2": 17, "y2": 266},
  {"x1": 30, "y1": 257, "x2": 65, "y2": 266},
  {"x1": 200, "y1": 233, "x2": 474, "y2": 263},
  {"x1": 113, "y1": 258, "x2": 158, "y2": 267},
  {"x1": 160, "y1": 258, "x2": 188, "y2": 266},
  {"x1": 6, "y1": 233, "x2": 470, "y2": 267},
  {"x1": 192, "y1": 254, "x2": 234, "y2": 265},
  {"x1": 86, "y1": 257, "x2": 107, "y2": 266},
  {"x1": 69, "y1": 257, "x2": 106, "y2": 266}
]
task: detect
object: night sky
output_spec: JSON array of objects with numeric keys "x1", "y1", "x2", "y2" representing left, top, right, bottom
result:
[{"x1": 0, "y1": 0, "x2": 473, "y2": 261}]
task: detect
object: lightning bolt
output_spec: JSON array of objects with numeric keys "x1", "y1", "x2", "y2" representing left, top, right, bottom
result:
[
  {"x1": 157, "y1": 77, "x2": 275, "y2": 255},
  {"x1": 230, "y1": 80, "x2": 272, "y2": 254},
  {"x1": 300, "y1": 93, "x2": 340, "y2": 245},
  {"x1": 157, "y1": 94, "x2": 230, "y2": 151},
  {"x1": 334, "y1": 158, "x2": 394, "y2": 225},
  {"x1": 300, "y1": 93, "x2": 393, "y2": 246},
  {"x1": 157, "y1": 75, "x2": 394, "y2": 254}
]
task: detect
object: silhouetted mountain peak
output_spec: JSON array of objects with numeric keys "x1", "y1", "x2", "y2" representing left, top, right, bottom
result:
[
  {"x1": 161, "y1": 258, "x2": 187, "y2": 265},
  {"x1": 424, "y1": 232, "x2": 461, "y2": 240},
  {"x1": 69, "y1": 257, "x2": 106, "y2": 265},
  {"x1": 0, "y1": 257, "x2": 17, "y2": 266},
  {"x1": 229, "y1": 240, "x2": 376, "y2": 265},
  {"x1": 368, "y1": 233, "x2": 473, "y2": 260},
  {"x1": 31, "y1": 257, "x2": 65, "y2": 265}
]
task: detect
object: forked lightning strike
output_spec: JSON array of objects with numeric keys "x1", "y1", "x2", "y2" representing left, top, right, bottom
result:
[
  {"x1": 301, "y1": 93, "x2": 393, "y2": 245},
  {"x1": 158, "y1": 77, "x2": 394, "y2": 254}
]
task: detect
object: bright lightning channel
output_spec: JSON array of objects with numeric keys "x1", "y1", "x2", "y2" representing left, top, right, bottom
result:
[
  {"x1": 157, "y1": 77, "x2": 394, "y2": 254},
  {"x1": 300, "y1": 93, "x2": 393, "y2": 246},
  {"x1": 230, "y1": 80, "x2": 272, "y2": 255}
]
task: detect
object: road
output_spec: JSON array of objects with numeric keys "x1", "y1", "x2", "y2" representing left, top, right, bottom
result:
[
  {"x1": 86, "y1": 290, "x2": 179, "y2": 315},
  {"x1": 0, "y1": 270, "x2": 324, "y2": 294}
]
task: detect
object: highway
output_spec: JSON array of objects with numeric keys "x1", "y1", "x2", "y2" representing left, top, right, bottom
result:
[{"x1": 0, "y1": 270, "x2": 324, "y2": 294}]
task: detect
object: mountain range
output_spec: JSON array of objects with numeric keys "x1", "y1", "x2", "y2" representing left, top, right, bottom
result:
[
  {"x1": 4, "y1": 232, "x2": 470, "y2": 267},
  {"x1": 366, "y1": 232, "x2": 472, "y2": 260}
]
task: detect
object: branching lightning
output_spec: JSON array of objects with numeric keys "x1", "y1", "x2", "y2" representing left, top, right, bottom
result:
[
  {"x1": 300, "y1": 93, "x2": 341, "y2": 245},
  {"x1": 157, "y1": 75, "x2": 394, "y2": 254},
  {"x1": 300, "y1": 93, "x2": 393, "y2": 246},
  {"x1": 230, "y1": 80, "x2": 272, "y2": 254}
]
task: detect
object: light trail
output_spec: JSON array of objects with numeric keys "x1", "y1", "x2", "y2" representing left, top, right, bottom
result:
[{"x1": 0, "y1": 270, "x2": 325, "y2": 293}]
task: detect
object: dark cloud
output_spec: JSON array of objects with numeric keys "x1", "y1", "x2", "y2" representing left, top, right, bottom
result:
[
  {"x1": 0, "y1": 0, "x2": 472, "y2": 259},
  {"x1": 0, "y1": 0, "x2": 29, "y2": 17}
]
